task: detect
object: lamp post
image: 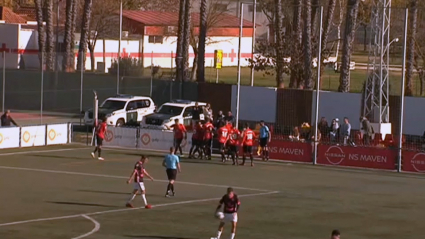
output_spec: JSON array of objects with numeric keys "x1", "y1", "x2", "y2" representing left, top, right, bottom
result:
[{"x1": 117, "y1": 0, "x2": 123, "y2": 95}]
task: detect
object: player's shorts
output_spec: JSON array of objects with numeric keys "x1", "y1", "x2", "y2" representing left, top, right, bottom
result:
[
  {"x1": 166, "y1": 169, "x2": 177, "y2": 180},
  {"x1": 174, "y1": 138, "x2": 183, "y2": 147},
  {"x1": 222, "y1": 213, "x2": 238, "y2": 223},
  {"x1": 96, "y1": 135, "x2": 103, "y2": 146},
  {"x1": 192, "y1": 138, "x2": 199, "y2": 146},
  {"x1": 133, "y1": 182, "x2": 145, "y2": 191},
  {"x1": 259, "y1": 138, "x2": 268, "y2": 147},
  {"x1": 243, "y1": 145, "x2": 253, "y2": 154}
]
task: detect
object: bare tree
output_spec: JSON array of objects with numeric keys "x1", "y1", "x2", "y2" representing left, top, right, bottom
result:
[
  {"x1": 176, "y1": 0, "x2": 186, "y2": 82},
  {"x1": 338, "y1": 0, "x2": 361, "y2": 92},
  {"x1": 45, "y1": 0, "x2": 55, "y2": 71},
  {"x1": 34, "y1": 0, "x2": 45, "y2": 69},
  {"x1": 320, "y1": 0, "x2": 336, "y2": 81},
  {"x1": 196, "y1": 0, "x2": 208, "y2": 82},
  {"x1": 274, "y1": 0, "x2": 285, "y2": 88},
  {"x1": 406, "y1": 0, "x2": 417, "y2": 96},
  {"x1": 76, "y1": 0, "x2": 93, "y2": 71},
  {"x1": 290, "y1": 0, "x2": 303, "y2": 88},
  {"x1": 182, "y1": 0, "x2": 191, "y2": 80},
  {"x1": 303, "y1": 0, "x2": 313, "y2": 89},
  {"x1": 63, "y1": 0, "x2": 76, "y2": 71}
]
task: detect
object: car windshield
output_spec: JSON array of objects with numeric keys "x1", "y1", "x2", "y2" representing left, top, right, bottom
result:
[
  {"x1": 158, "y1": 105, "x2": 183, "y2": 115},
  {"x1": 100, "y1": 100, "x2": 126, "y2": 110}
]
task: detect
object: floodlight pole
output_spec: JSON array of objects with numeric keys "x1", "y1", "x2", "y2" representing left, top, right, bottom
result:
[
  {"x1": 91, "y1": 90, "x2": 98, "y2": 146},
  {"x1": 313, "y1": 7, "x2": 323, "y2": 165},
  {"x1": 236, "y1": 2, "x2": 244, "y2": 129},
  {"x1": 398, "y1": 8, "x2": 408, "y2": 173},
  {"x1": 117, "y1": 0, "x2": 123, "y2": 95},
  {"x1": 250, "y1": 0, "x2": 257, "y2": 87}
]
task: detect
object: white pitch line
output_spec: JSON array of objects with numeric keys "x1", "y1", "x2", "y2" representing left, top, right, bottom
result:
[
  {"x1": 0, "y1": 147, "x2": 88, "y2": 156},
  {"x1": 0, "y1": 165, "x2": 271, "y2": 192},
  {"x1": 0, "y1": 191, "x2": 279, "y2": 227},
  {"x1": 72, "y1": 215, "x2": 101, "y2": 239}
]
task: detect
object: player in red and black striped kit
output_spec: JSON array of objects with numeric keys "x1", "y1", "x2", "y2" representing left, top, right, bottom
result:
[
  {"x1": 91, "y1": 117, "x2": 107, "y2": 160},
  {"x1": 203, "y1": 119, "x2": 214, "y2": 160},
  {"x1": 213, "y1": 187, "x2": 240, "y2": 239},
  {"x1": 241, "y1": 123, "x2": 256, "y2": 167},
  {"x1": 126, "y1": 155, "x2": 154, "y2": 209}
]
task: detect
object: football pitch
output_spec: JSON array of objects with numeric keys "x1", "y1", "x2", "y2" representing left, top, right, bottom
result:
[{"x1": 0, "y1": 145, "x2": 424, "y2": 239}]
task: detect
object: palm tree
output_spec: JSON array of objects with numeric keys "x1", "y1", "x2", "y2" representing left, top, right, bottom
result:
[
  {"x1": 196, "y1": 0, "x2": 207, "y2": 82},
  {"x1": 274, "y1": 0, "x2": 285, "y2": 88},
  {"x1": 405, "y1": 0, "x2": 417, "y2": 96},
  {"x1": 77, "y1": 0, "x2": 93, "y2": 71},
  {"x1": 63, "y1": 0, "x2": 75, "y2": 71},
  {"x1": 289, "y1": 0, "x2": 302, "y2": 88},
  {"x1": 176, "y1": 0, "x2": 186, "y2": 82},
  {"x1": 45, "y1": 0, "x2": 55, "y2": 71},
  {"x1": 338, "y1": 0, "x2": 361, "y2": 92},
  {"x1": 320, "y1": 0, "x2": 336, "y2": 81},
  {"x1": 34, "y1": 0, "x2": 45, "y2": 69},
  {"x1": 302, "y1": 0, "x2": 313, "y2": 89},
  {"x1": 182, "y1": 0, "x2": 191, "y2": 81}
]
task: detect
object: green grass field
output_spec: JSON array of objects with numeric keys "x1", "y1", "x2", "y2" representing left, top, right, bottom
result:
[{"x1": 0, "y1": 144, "x2": 424, "y2": 239}]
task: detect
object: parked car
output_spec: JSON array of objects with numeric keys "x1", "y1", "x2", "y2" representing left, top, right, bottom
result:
[
  {"x1": 141, "y1": 100, "x2": 207, "y2": 129},
  {"x1": 84, "y1": 95, "x2": 155, "y2": 126}
]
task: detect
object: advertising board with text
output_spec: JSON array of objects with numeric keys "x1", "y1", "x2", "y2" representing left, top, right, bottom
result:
[
  {"x1": 139, "y1": 129, "x2": 192, "y2": 152},
  {"x1": 21, "y1": 126, "x2": 46, "y2": 147},
  {"x1": 317, "y1": 144, "x2": 396, "y2": 170},
  {"x1": 103, "y1": 127, "x2": 137, "y2": 148},
  {"x1": 46, "y1": 124, "x2": 68, "y2": 145},
  {"x1": 0, "y1": 127, "x2": 20, "y2": 149},
  {"x1": 241, "y1": 140, "x2": 312, "y2": 163},
  {"x1": 402, "y1": 151, "x2": 425, "y2": 173}
]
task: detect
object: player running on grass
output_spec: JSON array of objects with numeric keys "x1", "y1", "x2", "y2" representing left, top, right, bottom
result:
[
  {"x1": 163, "y1": 147, "x2": 181, "y2": 197},
  {"x1": 217, "y1": 122, "x2": 229, "y2": 162},
  {"x1": 241, "y1": 123, "x2": 256, "y2": 167},
  {"x1": 91, "y1": 117, "x2": 107, "y2": 160},
  {"x1": 126, "y1": 155, "x2": 154, "y2": 209},
  {"x1": 213, "y1": 187, "x2": 240, "y2": 239}
]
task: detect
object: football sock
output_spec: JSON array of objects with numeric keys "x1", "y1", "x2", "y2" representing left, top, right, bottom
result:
[
  {"x1": 216, "y1": 231, "x2": 222, "y2": 239},
  {"x1": 221, "y1": 152, "x2": 225, "y2": 160},
  {"x1": 250, "y1": 155, "x2": 253, "y2": 163},
  {"x1": 128, "y1": 194, "x2": 136, "y2": 203},
  {"x1": 141, "y1": 194, "x2": 147, "y2": 206},
  {"x1": 230, "y1": 233, "x2": 235, "y2": 239},
  {"x1": 98, "y1": 148, "x2": 102, "y2": 157},
  {"x1": 166, "y1": 183, "x2": 171, "y2": 194},
  {"x1": 242, "y1": 156, "x2": 246, "y2": 164},
  {"x1": 171, "y1": 184, "x2": 175, "y2": 193},
  {"x1": 93, "y1": 147, "x2": 98, "y2": 153},
  {"x1": 189, "y1": 146, "x2": 194, "y2": 156}
]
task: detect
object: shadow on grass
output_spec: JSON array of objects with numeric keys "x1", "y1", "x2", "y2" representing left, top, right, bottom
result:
[
  {"x1": 32, "y1": 154, "x2": 89, "y2": 160},
  {"x1": 78, "y1": 189, "x2": 130, "y2": 195},
  {"x1": 46, "y1": 201, "x2": 116, "y2": 208},
  {"x1": 123, "y1": 236, "x2": 198, "y2": 239},
  {"x1": 107, "y1": 151, "x2": 146, "y2": 157}
]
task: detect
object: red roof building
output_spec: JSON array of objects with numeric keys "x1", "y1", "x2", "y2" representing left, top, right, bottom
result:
[
  {"x1": 0, "y1": 6, "x2": 28, "y2": 24},
  {"x1": 120, "y1": 10, "x2": 256, "y2": 37}
]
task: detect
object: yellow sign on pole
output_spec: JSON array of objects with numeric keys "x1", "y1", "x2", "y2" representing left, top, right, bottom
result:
[{"x1": 214, "y1": 50, "x2": 223, "y2": 69}]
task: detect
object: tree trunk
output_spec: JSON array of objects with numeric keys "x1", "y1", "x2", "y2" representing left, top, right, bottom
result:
[
  {"x1": 88, "y1": 42, "x2": 96, "y2": 71},
  {"x1": 70, "y1": 0, "x2": 77, "y2": 70},
  {"x1": 419, "y1": 70, "x2": 424, "y2": 96},
  {"x1": 338, "y1": 0, "x2": 360, "y2": 92},
  {"x1": 191, "y1": 52, "x2": 198, "y2": 81},
  {"x1": 34, "y1": 0, "x2": 45, "y2": 69},
  {"x1": 320, "y1": 0, "x2": 336, "y2": 82},
  {"x1": 406, "y1": 0, "x2": 417, "y2": 96},
  {"x1": 289, "y1": 0, "x2": 302, "y2": 88},
  {"x1": 182, "y1": 0, "x2": 191, "y2": 81},
  {"x1": 196, "y1": 0, "x2": 207, "y2": 82},
  {"x1": 45, "y1": 0, "x2": 55, "y2": 71},
  {"x1": 77, "y1": 0, "x2": 93, "y2": 71},
  {"x1": 303, "y1": 0, "x2": 313, "y2": 89},
  {"x1": 274, "y1": 0, "x2": 285, "y2": 88},
  {"x1": 335, "y1": 0, "x2": 345, "y2": 60},
  {"x1": 176, "y1": 0, "x2": 186, "y2": 82},
  {"x1": 311, "y1": 0, "x2": 320, "y2": 36},
  {"x1": 63, "y1": 0, "x2": 74, "y2": 71},
  {"x1": 363, "y1": 24, "x2": 367, "y2": 52}
]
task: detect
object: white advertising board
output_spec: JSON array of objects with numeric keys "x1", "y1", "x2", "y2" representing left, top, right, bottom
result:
[
  {"x1": 0, "y1": 127, "x2": 20, "y2": 149},
  {"x1": 103, "y1": 127, "x2": 137, "y2": 148},
  {"x1": 21, "y1": 126, "x2": 46, "y2": 147},
  {"x1": 138, "y1": 129, "x2": 193, "y2": 152},
  {"x1": 46, "y1": 124, "x2": 68, "y2": 145}
]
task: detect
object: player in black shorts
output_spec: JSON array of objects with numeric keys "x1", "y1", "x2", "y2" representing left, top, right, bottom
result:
[
  {"x1": 162, "y1": 147, "x2": 181, "y2": 197},
  {"x1": 213, "y1": 187, "x2": 240, "y2": 239}
]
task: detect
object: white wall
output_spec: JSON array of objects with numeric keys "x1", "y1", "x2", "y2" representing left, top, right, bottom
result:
[
  {"x1": 403, "y1": 96, "x2": 425, "y2": 135},
  {"x1": 311, "y1": 91, "x2": 363, "y2": 130},
  {"x1": 19, "y1": 28, "x2": 39, "y2": 69},
  {"x1": 0, "y1": 23, "x2": 19, "y2": 68},
  {"x1": 231, "y1": 85, "x2": 277, "y2": 123}
]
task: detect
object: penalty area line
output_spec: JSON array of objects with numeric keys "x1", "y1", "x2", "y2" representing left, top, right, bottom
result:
[{"x1": 0, "y1": 191, "x2": 279, "y2": 227}]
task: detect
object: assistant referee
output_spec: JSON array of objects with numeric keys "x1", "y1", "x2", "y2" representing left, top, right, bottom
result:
[{"x1": 163, "y1": 147, "x2": 181, "y2": 197}]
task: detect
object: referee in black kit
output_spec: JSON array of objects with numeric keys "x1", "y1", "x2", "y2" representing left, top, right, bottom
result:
[{"x1": 163, "y1": 147, "x2": 181, "y2": 197}]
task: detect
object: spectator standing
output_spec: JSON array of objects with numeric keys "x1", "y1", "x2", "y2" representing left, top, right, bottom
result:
[
  {"x1": 318, "y1": 117, "x2": 329, "y2": 138},
  {"x1": 330, "y1": 118, "x2": 339, "y2": 143},
  {"x1": 1, "y1": 110, "x2": 18, "y2": 127},
  {"x1": 203, "y1": 104, "x2": 213, "y2": 121},
  {"x1": 191, "y1": 102, "x2": 202, "y2": 128},
  {"x1": 339, "y1": 117, "x2": 351, "y2": 146},
  {"x1": 224, "y1": 111, "x2": 235, "y2": 125},
  {"x1": 215, "y1": 111, "x2": 225, "y2": 128},
  {"x1": 360, "y1": 116, "x2": 373, "y2": 146}
]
